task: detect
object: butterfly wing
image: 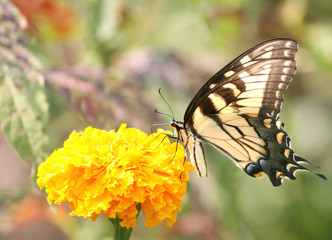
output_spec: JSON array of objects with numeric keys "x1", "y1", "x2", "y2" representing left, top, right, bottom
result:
[
  {"x1": 185, "y1": 38, "x2": 297, "y2": 122},
  {"x1": 183, "y1": 38, "x2": 326, "y2": 186}
]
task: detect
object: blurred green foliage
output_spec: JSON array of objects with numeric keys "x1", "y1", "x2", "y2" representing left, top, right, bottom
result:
[
  {"x1": 0, "y1": 2, "x2": 48, "y2": 163},
  {"x1": 1, "y1": 0, "x2": 332, "y2": 239}
]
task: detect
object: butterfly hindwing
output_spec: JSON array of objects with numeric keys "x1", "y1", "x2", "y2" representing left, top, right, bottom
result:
[{"x1": 191, "y1": 114, "x2": 267, "y2": 172}]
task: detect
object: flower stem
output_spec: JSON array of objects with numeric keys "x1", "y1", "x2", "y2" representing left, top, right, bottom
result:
[
  {"x1": 109, "y1": 216, "x2": 133, "y2": 240},
  {"x1": 109, "y1": 204, "x2": 141, "y2": 240}
]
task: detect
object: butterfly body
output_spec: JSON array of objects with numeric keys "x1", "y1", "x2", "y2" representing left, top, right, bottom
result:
[{"x1": 170, "y1": 38, "x2": 326, "y2": 186}]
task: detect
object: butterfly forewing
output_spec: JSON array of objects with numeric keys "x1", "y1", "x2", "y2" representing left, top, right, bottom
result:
[
  {"x1": 185, "y1": 38, "x2": 298, "y2": 123},
  {"x1": 171, "y1": 38, "x2": 326, "y2": 186}
]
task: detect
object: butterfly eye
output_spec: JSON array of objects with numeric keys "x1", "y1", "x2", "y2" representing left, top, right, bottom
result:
[{"x1": 245, "y1": 163, "x2": 262, "y2": 178}]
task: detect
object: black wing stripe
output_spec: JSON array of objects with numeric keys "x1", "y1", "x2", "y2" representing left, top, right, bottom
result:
[
  {"x1": 238, "y1": 138, "x2": 267, "y2": 155},
  {"x1": 200, "y1": 97, "x2": 220, "y2": 115},
  {"x1": 240, "y1": 136, "x2": 266, "y2": 148}
]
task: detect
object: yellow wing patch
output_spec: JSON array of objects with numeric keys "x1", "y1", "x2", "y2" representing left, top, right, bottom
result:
[
  {"x1": 263, "y1": 118, "x2": 272, "y2": 128},
  {"x1": 276, "y1": 132, "x2": 284, "y2": 144},
  {"x1": 208, "y1": 93, "x2": 227, "y2": 111}
]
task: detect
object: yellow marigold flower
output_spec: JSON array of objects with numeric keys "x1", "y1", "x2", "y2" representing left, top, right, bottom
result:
[{"x1": 37, "y1": 124, "x2": 194, "y2": 228}]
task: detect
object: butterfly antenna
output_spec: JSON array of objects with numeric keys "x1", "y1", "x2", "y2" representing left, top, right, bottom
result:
[
  {"x1": 158, "y1": 88, "x2": 175, "y2": 119},
  {"x1": 154, "y1": 109, "x2": 173, "y2": 119}
]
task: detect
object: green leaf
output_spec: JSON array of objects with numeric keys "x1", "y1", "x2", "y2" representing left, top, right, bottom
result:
[{"x1": 0, "y1": 3, "x2": 49, "y2": 163}]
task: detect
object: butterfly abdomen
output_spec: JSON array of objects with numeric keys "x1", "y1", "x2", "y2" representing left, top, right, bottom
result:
[{"x1": 243, "y1": 114, "x2": 319, "y2": 186}]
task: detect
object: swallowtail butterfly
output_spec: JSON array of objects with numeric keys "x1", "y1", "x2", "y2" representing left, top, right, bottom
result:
[{"x1": 169, "y1": 38, "x2": 326, "y2": 186}]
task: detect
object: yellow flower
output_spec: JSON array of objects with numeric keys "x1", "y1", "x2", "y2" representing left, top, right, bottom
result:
[{"x1": 37, "y1": 124, "x2": 194, "y2": 228}]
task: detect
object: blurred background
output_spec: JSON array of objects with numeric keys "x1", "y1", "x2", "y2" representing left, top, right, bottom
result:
[{"x1": 0, "y1": 0, "x2": 331, "y2": 239}]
